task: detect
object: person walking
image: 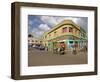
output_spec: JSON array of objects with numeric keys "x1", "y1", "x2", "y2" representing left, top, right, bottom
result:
[
  {"x1": 72, "y1": 43, "x2": 77, "y2": 55},
  {"x1": 60, "y1": 45, "x2": 65, "y2": 55}
]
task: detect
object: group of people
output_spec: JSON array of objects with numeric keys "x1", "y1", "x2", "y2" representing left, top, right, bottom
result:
[
  {"x1": 53, "y1": 44, "x2": 66, "y2": 55},
  {"x1": 53, "y1": 43, "x2": 82, "y2": 55},
  {"x1": 50, "y1": 42, "x2": 87, "y2": 55}
]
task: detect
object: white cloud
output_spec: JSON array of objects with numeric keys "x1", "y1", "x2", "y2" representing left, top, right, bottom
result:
[
  {"x1": 40, "y1": 16, "x2": 79, "y2": 27},
  {"x1": 34, "y1": 31, "x2": 44, "y2": 38},
  {"x1": 40, "y1": 16, "x2": 58, "y2": 26},
  {"x1": 56, "y1": 17, "x2": 78, "y2": 24},
  {"x1": 38, "y1": 24, "x2": 50, "y2": 31},
  {"x1": 30, "y1": 24, "x2": 50, "y2": 38}
]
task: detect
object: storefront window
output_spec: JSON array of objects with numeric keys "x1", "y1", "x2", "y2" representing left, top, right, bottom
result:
[
  {"x1": 69, "y1": 41, "x2": 73, "y2": 44},
  {"x1": 75, "y1": 41, "x2": 78, "y2": 44}
]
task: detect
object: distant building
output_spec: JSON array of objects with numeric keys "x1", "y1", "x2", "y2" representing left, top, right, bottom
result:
[
  {"x1": 28, "y1": 34, "x2": 39, "y2": 47},
  {"x1": 41, "y1": 20, "x2": 87, "y2": 52}
]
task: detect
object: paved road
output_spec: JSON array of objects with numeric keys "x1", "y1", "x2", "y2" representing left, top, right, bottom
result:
[{"x1": 28, "y1": 48, "x2": 87, "y2": 66}]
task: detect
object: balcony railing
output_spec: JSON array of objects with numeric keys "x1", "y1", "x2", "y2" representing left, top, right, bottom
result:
[{"x1": 47, "y1": 32, "x2": 80, "y2": 40}]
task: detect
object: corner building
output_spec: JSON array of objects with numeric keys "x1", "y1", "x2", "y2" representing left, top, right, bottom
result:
[{"x1": 41, "y1": 20, "x2": 87, "y2": 52}]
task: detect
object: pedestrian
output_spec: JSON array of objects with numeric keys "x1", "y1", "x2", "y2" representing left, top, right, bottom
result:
[
  {"x1": 60, "y1": 46, "x2": 65, "y2": 55},
  {"x1": 72, "y1": 44, "x2": 77, "y2": 55},
  {"x1": 46, "y1": 46, "x2": 48, "y2": 51},
  {"x1": 53, "y1": 47, "x2": 57, "y2": 54},
  {"x1": 84, "y1": 45, "x2": 87, "y2": 52},
  {"x1": 57, "y1": 47, "x2": 60, "y2": 54},
  {"x1": 71, "y1": 44, "x2": 73, "y2": 54}
]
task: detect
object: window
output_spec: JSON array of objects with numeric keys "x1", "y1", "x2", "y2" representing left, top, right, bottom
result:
[
  {"x1": 62, "y1": 27, "x2": 67, "y2": 33},
  {"x1": 75, "y1": 41, "x2": 78, "y2": 44},
  {"x1": 28, "y1": 34, "x2": 33, "y2": 37},
  {"x1": 40, "y1": 41, "x2": 42, "y2": 43},
  {"x1": 54, "y1": 31, "x2": 56, "y2": 36},
  {"x1": 69, "y1": 27, "x2": 73, "y2": 32},
  {"x1": 69, "y1": 41, "x2": 73, "y2": 44},
  {"x1": 75, "y1": 29, "x2": 77, "y2": 33},
  {"x1": 83, "y1": 34, "x2": 85, "y2": 38},
  {"x1": 81, "y1": 33, "x2": 83, "y2": 37}
]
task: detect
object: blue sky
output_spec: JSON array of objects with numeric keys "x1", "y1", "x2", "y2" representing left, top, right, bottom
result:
[{"x1": 28, "y1": 15, "x2": 87, "y2": 38}]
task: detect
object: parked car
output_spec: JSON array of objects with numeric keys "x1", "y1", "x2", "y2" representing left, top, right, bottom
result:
[
  {"x1": 34, "y1": 44, "x2": 40, "y2": 49},
  {"x1": 32, "y1": 44, "x2": 36, "y2": 48},
  {"x1": 39, "y1": 45, "x2": 45, "y2": 50}
]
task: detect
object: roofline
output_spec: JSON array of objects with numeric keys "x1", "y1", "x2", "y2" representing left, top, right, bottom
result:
[
  {"x1": 47, "y1": 23, "x2": 80, "y2": 34},
  {"x1": 44, "y1": 20, "x2": 81, "y2": 34}
]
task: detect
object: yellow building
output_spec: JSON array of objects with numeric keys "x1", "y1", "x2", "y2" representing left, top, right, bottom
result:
[
  {"x1": 41, "y1": 32, "x2": 48, "y2": 46},
  {"x1": 41, "y1": 20, "x2": 87, "y2": 52}
]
